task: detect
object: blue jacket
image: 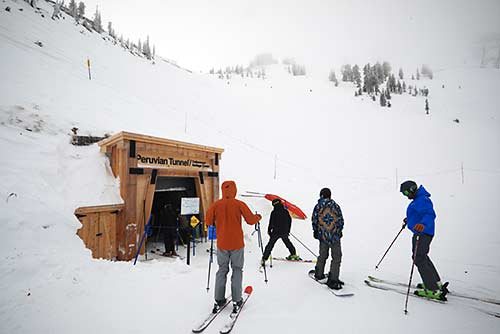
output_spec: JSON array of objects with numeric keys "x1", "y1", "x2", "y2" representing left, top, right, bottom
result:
[
  {"x1": 312, "y1": 198, "x2": 344, "y2": 245},
  {"x1": 406, "y1": 186, "x2": 436, "y2": 236}
]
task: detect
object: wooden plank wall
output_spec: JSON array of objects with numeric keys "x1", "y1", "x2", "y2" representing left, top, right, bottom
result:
[{"x1": 76, "y1": 210, "x2": 118, "y2": 259}]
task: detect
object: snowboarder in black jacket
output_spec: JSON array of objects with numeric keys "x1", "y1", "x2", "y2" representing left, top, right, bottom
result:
[{"x1": 261, "y1": 198, "x2": 300, "y2": 265}]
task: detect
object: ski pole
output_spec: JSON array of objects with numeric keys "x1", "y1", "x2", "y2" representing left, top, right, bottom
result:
[
  {"x1": 133, "y1": 214, "x2": 152, "y2": 265},
  {"x1": 256, "y1": 221, "x2": 268, "y2": 283},
  {"x1": 206, "y1": 225, "x2": 215, "y2": 292},
  {"x1": 290, "y1": 232, "x2": 318, "y2": 258},
  {"x1": 375, "y1": 224, "x2": 406, "y2": 269},
  {"x1": 404, "y1": 234, "x2": 420, "y2": 315}
]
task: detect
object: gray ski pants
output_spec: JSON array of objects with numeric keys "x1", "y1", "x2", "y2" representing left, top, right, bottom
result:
[
  {"x1": 315, "y1": 240, "x2": 342, "y2": 280},
  {"x1": 215, "y1": 248, "x2": 244, "y2": 303},
  {"x1": 412, "y1": 234, "x2": 441, "y2": 291}
]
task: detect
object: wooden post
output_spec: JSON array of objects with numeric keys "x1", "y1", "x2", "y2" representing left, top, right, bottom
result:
[
  {"x1": 461, "y1": 163, "x2": 464, "y2": 184},
  {"x1": 396, "y1": 168, "x2": 398, "y2": 190},
  {"x1": 274, "y1": 154, "x2": 277, "y2": 180},
  {"x1": 87, "y1": 58, "x2": 91, "y2": 80}
]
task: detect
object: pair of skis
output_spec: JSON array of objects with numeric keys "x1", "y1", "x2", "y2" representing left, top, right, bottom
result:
[
  {"x1": 192, "y1": 286, "x2": 253, "y2": 334},
  {"x1": 365, "y1": 276, "x2": 500, "y2": 318},
  {"x1": 259, "y1": 256, "x2": 316, "y2": 272},
  {"x1": 272, "y1": 257, "x2": 316, "y2": 263}
]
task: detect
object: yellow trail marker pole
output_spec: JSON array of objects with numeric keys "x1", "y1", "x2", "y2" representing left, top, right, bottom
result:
[{"x1": 86, "y1": 58, "x2": 91, "y2": 80}]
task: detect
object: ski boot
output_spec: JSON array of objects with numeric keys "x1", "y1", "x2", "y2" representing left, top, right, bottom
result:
[
  {"x1": 416, "y1": 282, "x2": 449, "y2": 298},
  {"x1": 326, "y1": 276, "x2": 344, "y2": 290},
  {"x1": 312, "y1": 269, "x2": 328, "y2": 283},
  {"x1": 286, "y1": 254, "x2": 302, "y2": 261},
  {"x1": 414, "y1": 288, "x2": 448, "y2": 301},
  {"x1": 212, "y1": 298, "x2": 226, "y2": 313},
  {"x1": 232, "y1": 300, "x2": 243, "y2": 314}
]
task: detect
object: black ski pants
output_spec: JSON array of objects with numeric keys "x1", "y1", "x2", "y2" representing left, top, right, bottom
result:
[
  {"x1": 163, "y1": 227, "x2": 176, "y2": 253},
  {"x1": 412, "y1": 234, "x2": 441, "y2": 291},
  {"x1": 262, "y1": 234, "x2": 296, "y2": 260}
]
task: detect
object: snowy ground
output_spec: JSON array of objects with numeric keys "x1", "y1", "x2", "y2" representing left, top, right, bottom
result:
[{"x1": 1, "y1": 1, "x2": 499, "y2": 333}]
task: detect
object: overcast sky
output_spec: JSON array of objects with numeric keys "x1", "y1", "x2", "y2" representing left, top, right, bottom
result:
[{"x1": 81, "y1": 0, "x2": 500, "y2": 73}]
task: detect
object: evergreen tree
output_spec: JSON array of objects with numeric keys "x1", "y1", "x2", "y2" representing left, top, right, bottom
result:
[
  {"x1": 412, "y1": 74, "x2": 415, "y2": 80},
  {"x1": 382, "y1": 61, "x2": 391, "y2": 81},
  {"x1": 388, "y1": 74, "x2": 397, "y2": 92},
  {"x1": 402, "y1": 81, "x2": 406, "y2": 92},
  {"x1": 93, "y1": 7, "x2": 103, "y2": 33},
  {"x1": 425, "y1": 99, "x2": 430, "y2": 114},
  {"x1": 416, "y1": 68, "x2": 420, "y2": 80},
  {"x1": 380, "y1": 92, "x2": 386, "y2": 106},
  {"x1": 328, "y1": 70, "x2": 338, "y2": 86},
  {"x1": 385, "y1": 87, "x2": 391, "y2": 100},
  {"x1": 107, "y1": 22, "x2": 115, "y2": 38},
  {"x1": 398, "y1": 68, "x2": 404, "y2": 80},
  {"x1": 143, "y1": 36, "x2": 152, "y2": 59},
  {"x1": 374, "y1": 62, "x2": 384, "y2": 84},
  {"x1": 292, "y1": 64, "x2": 306, "y2": 76},
  {"x1": 68, "y1": 0, "x2": 77, "y2": 17},
  {"x1": 341, "y1": 64, "x2": 353, "y2": 81},
  {"x1": 77, "y1": 1, "x2": 85, "y2": 19},
  {"x1": 363, "y1": 63, "x2": 371, "y2": 77},
  {"x1": 52, "y1": 1, "x2": 61, "y2": 19},
  {"x1": 352, "y1": 64, "x2": 361, "y2": 87}
]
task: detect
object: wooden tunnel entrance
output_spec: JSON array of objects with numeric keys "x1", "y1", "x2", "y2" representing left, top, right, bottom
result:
[{"x1": 74, "y1": 131, "x2": 224, "y2": 261}]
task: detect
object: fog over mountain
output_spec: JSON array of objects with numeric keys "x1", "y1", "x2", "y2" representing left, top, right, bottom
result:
[{"x1": 82, "y1": 0, "x2": 500, "y2": 72}]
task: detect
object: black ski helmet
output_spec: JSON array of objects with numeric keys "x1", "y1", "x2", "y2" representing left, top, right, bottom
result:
[
  {"x1": 271, "y1": 198, "x2": 282, "y2": 206},
  {"x1": 320, "y1": 187, "x2": 331, "y2": 199},
  {"x1": 400, "y1": 180, "x2": 418, "y2": 195}
]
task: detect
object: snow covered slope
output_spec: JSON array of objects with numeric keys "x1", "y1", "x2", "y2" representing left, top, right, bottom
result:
[{"x1": 1, "y1": 1, "x2": 499, "y2": 333}]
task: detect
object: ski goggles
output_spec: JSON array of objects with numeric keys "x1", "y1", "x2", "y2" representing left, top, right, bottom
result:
[{"x1": 402, "y1": 190, "x2": 411, "y2": 196}]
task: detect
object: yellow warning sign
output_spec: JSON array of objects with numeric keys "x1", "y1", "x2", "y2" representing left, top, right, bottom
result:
[{"x1": 190, "y1": 215, "x2": 200, "y2": 228}]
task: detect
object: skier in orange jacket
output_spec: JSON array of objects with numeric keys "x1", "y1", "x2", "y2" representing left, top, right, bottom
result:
[{"x1": 205, "y1": 180, "x2": 261, "y2": 313}]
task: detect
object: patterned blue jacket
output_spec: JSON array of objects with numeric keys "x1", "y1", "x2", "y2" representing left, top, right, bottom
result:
[{"x1": 312, "y1": 198, "x2": 344, "y2": 245}]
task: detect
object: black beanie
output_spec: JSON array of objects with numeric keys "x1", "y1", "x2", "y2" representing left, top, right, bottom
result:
[{"x1": 320, "y1": 188, "x2": 331, "y2": 199}]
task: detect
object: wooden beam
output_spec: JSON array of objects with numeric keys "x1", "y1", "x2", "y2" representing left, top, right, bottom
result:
[{"x1": 98, "y1": 131, "x2": 224, "y2": 154}]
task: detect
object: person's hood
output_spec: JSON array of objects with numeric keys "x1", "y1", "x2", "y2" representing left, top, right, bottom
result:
[
  {"x1": 416, "y1": 185, "x2": 431, "y2": 198},
  {"x1": 273, "y1": 202, "x2": 285, "y2": 211},
  {"x1": 317, "y1": 198, "x2": 333, "y2": 206},
  {"x1": 221, "y1": 180, "x2": 237, "y2": 199}
]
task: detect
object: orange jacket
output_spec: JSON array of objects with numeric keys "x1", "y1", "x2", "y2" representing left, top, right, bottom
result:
[{"x1": 205, "y1": 181, "x2": 261, "y2": 250}]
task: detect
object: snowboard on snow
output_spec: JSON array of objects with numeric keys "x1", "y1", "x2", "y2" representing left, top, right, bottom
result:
[{"x1": 308, "y1": 269, "x2": 354, "y2": 297}]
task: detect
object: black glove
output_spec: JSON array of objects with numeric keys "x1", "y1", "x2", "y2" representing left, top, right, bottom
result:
[
  {"x1": 402, "y1": 217, "x2": 407, "y2": 229},
  {"x1": 313, "y1": 230, "x2": 319, "y2": 240}
]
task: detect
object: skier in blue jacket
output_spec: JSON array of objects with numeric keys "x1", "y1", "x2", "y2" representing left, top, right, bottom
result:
[{"x1": 400, "y1": 180, "x2": 448, "y2": 300}]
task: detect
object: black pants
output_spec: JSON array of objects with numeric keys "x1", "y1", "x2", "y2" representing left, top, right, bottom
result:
[
  {"x1": 163, "y1": 227, "x2": 176, "y2": 253},
  {"x1": 262, "y1": 234, "x2": 296, "y2": 260},
  {"x1": 412, "y1": 234, "x2": 441, "y2": 291}
]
